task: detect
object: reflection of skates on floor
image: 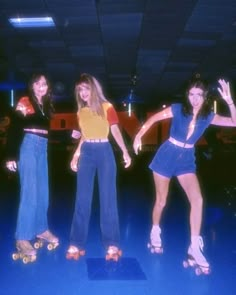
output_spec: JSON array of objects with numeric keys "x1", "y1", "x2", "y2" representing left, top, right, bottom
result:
[
  {"x1": 183, "y1": 236, "x2": 210, "y2": 275},
  {"x1": 12, "y1": 240, "x2": 37, "y2": 264},
  {"x1": 34, "y1": 230, "x2": 59, "y2": 251},
  {"x1": 66, "y1": 245, "x2": 85, "y2": 260},
  {"x1": 105, "y1": 246, "x2": 122, "y2": 262},
  {"x1": 147, "y1": 225, "x2": 163, "y2": 254}
]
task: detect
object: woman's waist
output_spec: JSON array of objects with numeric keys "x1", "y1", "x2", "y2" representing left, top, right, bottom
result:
[
  {"x1": 22, "y1": 133, "x2": 48, "y2": 147},
  {"x1": 24, "y1": 128, "x2": 48, "y2": 135},
  {"x1": 84, "y1": 138, "x2": 108, "y2": 143},
  {"x1": 168, "y1": 136, "x2": 194, "y2": 148}
]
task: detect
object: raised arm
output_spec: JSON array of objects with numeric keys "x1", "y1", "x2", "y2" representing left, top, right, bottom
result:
[
  {"x1": 133, "y1": 106, "x2": 173, "y2": 154},
  {"x1": 211, "y1": 79, "x2": 236, "y2": 126}
]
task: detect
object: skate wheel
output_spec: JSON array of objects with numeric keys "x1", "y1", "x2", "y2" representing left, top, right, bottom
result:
[
  {"x1": 12, "y1": 253, "x2": 19, "y2": 260},
  {"x1": 200, "y1": 267, "x2": 211, "y2": 275},
  {"x1": 155, "y1": 247, "x2": 163, "y2": 254},
  {"x1": 183, "y1": 260, "x2": 189, "y2": 268},
  {"x1": 66, "y1": 252, "x2": 74, "y2": 260},
  {"x1": 80, "y1": 250, "x2": 85, "y2": 256},
  {"x1": 105, "y1": 254, "x2": 114, "y2": 261},
  {"x1": 147, "y1": 242, "x2": 163, "y2": 254},
  {"x1": 34, "y1": 240, "x2": 43, "y2": 249},
  {"x1": 47, "y1": 243, "x2": 54, "y2": 251},
  {"x1": 105, "y1": 254, "x2": 110, "y2": 261},
  {"x1": 23, "y1": 256, "x2": 29, "y2": 264},
  {"x1": 147, "y1": 243, "x2": 153, "y2": 252},
  {"x1": 66, "y1": 252, "x2": 72, "y2": 260},
  {"x1": 195, "y1": 267, "x2": 202, "y2": 276},
  {"x1": 34, "y1": 242, "x2": 40, "y2": 249},
  {"x1": 66, "y1": 252, "x2": 80, "y2": 260},
  {"x1": 105, "y1": 253, "x2": 120, "y2": 262},
  {"x1": 30, "y1": 255, "x2": 37, "y2": 262}
]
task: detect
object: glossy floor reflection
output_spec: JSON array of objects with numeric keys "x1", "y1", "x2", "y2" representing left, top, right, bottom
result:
[{"x1": 0, "y1": 146, "x2": 236, "y2": 295}]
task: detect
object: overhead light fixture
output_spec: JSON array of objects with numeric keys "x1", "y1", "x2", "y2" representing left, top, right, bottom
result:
[{"x1": 9, "y1": 17, "x2": 55, "y2": 28}]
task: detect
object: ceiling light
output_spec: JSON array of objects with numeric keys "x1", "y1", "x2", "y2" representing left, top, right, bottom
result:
[{"x1": 9, "y1": 17, "x2": 55, "y2": 28}]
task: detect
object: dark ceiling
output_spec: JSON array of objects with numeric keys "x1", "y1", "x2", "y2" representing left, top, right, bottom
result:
[{"x1": 0, "y1": 0, "x2": 236, "y2": 109}]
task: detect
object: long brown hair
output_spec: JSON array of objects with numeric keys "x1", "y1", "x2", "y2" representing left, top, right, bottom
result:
[
  {"x1": 182, "y1": 78, "x2": 212, "y2": 118},
  {"x1": 28, "y1": 73, "x2": 54, "y2": 118},
  {"x1": 74, "y1": 73, "x2": 107, "y2": 117}
]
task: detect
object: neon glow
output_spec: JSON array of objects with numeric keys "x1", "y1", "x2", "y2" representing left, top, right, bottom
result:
[
  {"x1": 10, "y1": 89, "x2": 14, "y2": 106},
  {"x1": 9, "y1": 17, "x2": 55, "y2": 28},
  {"x1": 128, "y1": 102, "x2": 131, "y2": 117}
]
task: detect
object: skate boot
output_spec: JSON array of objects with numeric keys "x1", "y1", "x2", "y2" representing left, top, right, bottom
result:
[
  {"x1": 66, "y1": 245, "x2": 85, "y2": 260},
  {"x1": 34, "y1": 230, "x2": 59, "y2": 251},
  {"x1": 12, "y1": 240, "x2": 37, "y2": 264},
  {"x1": 105, "y1": 246, "x2": 122, "y2": 262},
  {"x1": 147, "y1": 225, "x2": 163, "y2": 254},
  {"x1": 183, "y1": 235, "x2": 210, "y2": 275}
]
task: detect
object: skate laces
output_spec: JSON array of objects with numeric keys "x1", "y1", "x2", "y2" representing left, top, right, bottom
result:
[
  {"x1": 16, "y1": 240, "x2": 36, "y2": 254},
  {"x1": 189, "y1": 236, "x2": 209, "y2": 267},
  {"x1": 198, "y1": 236, "x2": 204, "y2": 251},
  {"x1": 37, "y1": 230, "x2": 58, "y2": 243},
  {"x1": 150, "y1": 226, "x2": 162, "y2": 247},
  {"x1": 17, "y1": 240, "x2": 33, "y2": 250}
]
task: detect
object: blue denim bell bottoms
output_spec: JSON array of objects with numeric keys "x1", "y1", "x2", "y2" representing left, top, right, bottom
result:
[
  {"x1": 70, "y1": 141, "x2": 120, "y2": 249},
  {"x1": 15, "y1": 133, "x2": 49, "y2": 240}
]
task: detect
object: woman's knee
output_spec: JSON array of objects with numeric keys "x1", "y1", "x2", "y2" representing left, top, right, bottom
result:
[
  {"x1": 189, "y1": 194, "x2": 203, "y2": 208},
  {"x1": 155, "y1": 194, "x2": 167, "y2": 209}
]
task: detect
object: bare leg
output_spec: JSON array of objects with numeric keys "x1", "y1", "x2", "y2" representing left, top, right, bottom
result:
[
  {"x1": 149, "y1": 172, "x2": 170, "y2": 252},
  {"x1": 152, "y1": 172, "x2": 170, "y2": 225},
  {"x1": 177, "y1": 173, "x2": 203, "y2": 236},
  {"x1": 177, "y1": 173, "x2": 210, "y2": 271}
]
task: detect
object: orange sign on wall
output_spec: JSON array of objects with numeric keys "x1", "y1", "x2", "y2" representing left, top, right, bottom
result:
[{"x1": 50, "y1": 111, "x2": 236, "y2": 146}]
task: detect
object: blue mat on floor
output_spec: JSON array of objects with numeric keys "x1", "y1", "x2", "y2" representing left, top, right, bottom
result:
[{"x1": 86, "y1": 257, "x2": 147, "y2": 280}]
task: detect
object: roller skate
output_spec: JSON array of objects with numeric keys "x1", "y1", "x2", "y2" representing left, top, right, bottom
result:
[
  {"x1": 105, "y1": 246, "x2": 122, "y2": 262},
  {"x1": 34, "y1": 230, "x2": 59, "y2": 251},
  {"x1": 66, "y1": 245, "x2": 85, "y2": 260},
  {"x1": 12, "y1": 240, "x2": 37, "y2": 264},
  {"x1": 147, "y1": 225, "x2": 163, "y2": 254},
  {"x1": 183, "y1": 235, "x2": 211, "y2": 275}
]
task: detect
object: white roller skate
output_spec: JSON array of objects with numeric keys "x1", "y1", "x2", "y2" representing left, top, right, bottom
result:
[
  {"x1": 147, "y1": 225, "x2": 163, "y2": 254},
  {"x1": 105, "y1": 246, "x2": 122, "y2": 262},
  {"x1": 183, "y1": 235, "x2": 210, "y2": 275},
  {"x1": 66, "y1": 245, "x2": 86, "y2": 260},
  {"x1": 12, "y1": 240, "x2": 37, "y2": 264},
  {"x1": 34, "y1": 230, "x2": 59, "y2": 251}
]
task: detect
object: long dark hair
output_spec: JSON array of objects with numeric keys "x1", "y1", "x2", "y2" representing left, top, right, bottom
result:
[
  {"x1": 182, "y1": 78, "x2": 212, "y2": 118},
  {"x1": 28, "y1": 73, "x2": 54, "y2": 118}
]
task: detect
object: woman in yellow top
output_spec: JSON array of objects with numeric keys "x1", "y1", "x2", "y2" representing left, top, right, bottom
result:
[{"x1": 66, "y1": 73, "x2": 131, "y2": 261}]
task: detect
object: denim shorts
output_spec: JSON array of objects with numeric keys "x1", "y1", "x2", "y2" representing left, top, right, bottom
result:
[{"x1": 149, "y1": 140, "x2": 196, "y2": 178}]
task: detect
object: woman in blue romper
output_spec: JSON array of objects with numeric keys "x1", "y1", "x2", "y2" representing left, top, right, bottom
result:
[{"x1": 133, "y1": 78, "x2": 236, "y2": 274}]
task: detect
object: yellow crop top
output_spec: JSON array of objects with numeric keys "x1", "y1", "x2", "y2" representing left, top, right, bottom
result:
[{"x1": 77, "y1": 102, "x2": 119, "y2": 140}]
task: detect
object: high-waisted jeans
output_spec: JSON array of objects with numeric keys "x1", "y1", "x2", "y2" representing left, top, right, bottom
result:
[
  {"x1": 16, "y1": 133, "x2": 49, "y2": 240},
  {"x1": 70, "y1": 141, "x2": 120, "y2": 249}
]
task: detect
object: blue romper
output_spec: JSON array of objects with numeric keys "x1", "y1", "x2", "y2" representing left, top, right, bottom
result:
[{"x1": 149, "y1": 103, "x2": 215, "y2": 177}]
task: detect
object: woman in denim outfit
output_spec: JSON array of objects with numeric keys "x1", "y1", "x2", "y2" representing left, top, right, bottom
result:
[
  {"x1": 6, "y1": 73, "x2": 59, "y2": 262},
  {"x1": 66, "y1": 73, "x2": 131, "y2": 261},
  {"x1": 133, "y1": 78, "x2": 236, "y2": 274}
]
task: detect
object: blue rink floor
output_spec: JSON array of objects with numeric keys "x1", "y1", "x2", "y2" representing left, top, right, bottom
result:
[{"x1": 0, "y1": 146, "x2": 236, "y2": 295}]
